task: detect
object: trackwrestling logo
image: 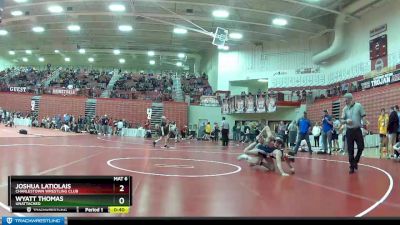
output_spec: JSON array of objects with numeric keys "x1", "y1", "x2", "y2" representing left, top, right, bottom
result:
[{"x1": 2, "y1": 217, "x2": 64, "y2": 225}]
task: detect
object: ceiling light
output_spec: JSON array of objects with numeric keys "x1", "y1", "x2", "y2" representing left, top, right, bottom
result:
[
  {"x1": 118, "y1": 25, "x2": 132, "y2": 32},
  {"x1": 173, "y1": 28, "x2": 187, "y2": 34},
  {"x1": 272, "y1": 18, "x2": 288, "y2": 26},
  {"x1": 109, "y1": 4, "x2": 125, "y2": 12},
  {"x1": 67, "y1": 25, "x2": 80, "y2": 31},
  {"x1": 178, "y1": 53, "x2": 185, "y2": 58},
  {"x1": 11, "y1": 11, "x2": 23, "y2": 16},
  {"x1": 149, "y1": 60, "x2": 155, "y2": 65},
  {"x1": 22, "y1": 57, "x2": 28, "y2": 62},
  {"x1": 119, "y1": 58, "x2": 125, "y2": 64},
  {"x1": 147, "y1": 51, "x2": 155, "y2": 56},
  {"x1": 88, "y1": 58, "x2": 94, "y2": 62},
  {"x1": 79, "y1": 49, "x2": 86, "y2": 54},
  {"x1": 258, "y1": 79, "x2": 268, "y2": 83},
  {"x1": 176, "y1": 62, "x2": 183, "y2": 67},
  {"x1": 38, "y1": 57, "x2": 44, "y2": 62},
  {"x1": 32, "y1": 26, "x2": 45, "y2": 33},
  {"x1": 48, "y1": 5, "x2": 64, "y2": 13},
  {"x1": 54, "y1": 49, "x2": 60, "y2": 53},
  {"x1": 14, "y1": 0, "x2": 28, "y2": 3},
  {"x1": 9, "y1": 51, "x2": 15, "y2": 55},
  {"x1": 218, "y1": 45, "x2": 229, "y2": 51},
  {"x1": 229, "y1": 32, "x2": 243, "y2": 40},
  {"x1": 0, "y1": 30, "x2": 8, "y2": 36},
  {"x1": 212, "y1": 10, "x2": 229, "y2": 18},
  {"x1": 65, "y1": 57, "x2": 70, "y2": 62},
  {"x1": 25, "y1": 50, "x2": 32, "y2": 54},
  {"x1": 113, "y1": 49, "x2": 120, "y2": 55}
]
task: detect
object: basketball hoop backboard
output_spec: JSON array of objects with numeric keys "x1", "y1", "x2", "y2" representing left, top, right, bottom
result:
[{"x1": 212, "y1": 27, "x2": 228, "y2": 47}]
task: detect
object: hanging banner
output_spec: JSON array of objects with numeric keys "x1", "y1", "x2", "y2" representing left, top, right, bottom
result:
[
  {"x1": 358, "y1": 70, "x2": 400, "y2": 90},
  {"x1": 222, "y1": 99, "x2": 229, "y2": 114},
  {"x1": 245, "y1": 95, "x2": 255, "y2": 113},
  {"x1": 229, "y1": 97, "x2": 235, "y2": 113},
  {"x1": 267, "y1": 97, "x2": 277, "y2": 113},
  {"x1": 256, "y1": 94, "x2": 266, "y2": 113},
  {"x1": 52, "y1": 88, "x2": 77, "y2": 95},
  {"x1": 9, "y1": 87, "x2": 27, "y2": 93},
  {"x1": 236, "y1": 96, "x2": 245, "y2": 113},
  {"x1": 200, "y1": 96, "x2": 219, "y2": 107}
]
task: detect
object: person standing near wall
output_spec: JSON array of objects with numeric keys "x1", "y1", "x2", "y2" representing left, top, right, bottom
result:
[
  {"x1": 221, "y1": 117, "x2": 230, "y2": 146},
  {"x1": 321, "y1": 109, "x2": 333, "y2": 155},
  {"x1": 395, "y1": 105, "x2": 400, "y2": 142},
  {"x1": 232, "y1": 122, "x2": 237, "y2": 141},
  {"x1": 277, "y1": 121, "x2": 287, "y2": 143},
  {"x1": 341, "y1": 93, "x2": 366, "y2": 174},
  {"x1": 288, "y1": 120, "x2": 298, "y2": 148},
  {"x1": 332, "y1": 118, "x2": 341, "y2": 152},
  {"x1": 292, "y1": 111, "x2": 312, "y2": 155},
  {"x1": 312, "y1": 122, "x2": 321, "y2": 148},
  {"x1": 378, "y1": 108, "x2": 389, "y2": 158},
  {"x1": 387, "y1": 106, "x2": 399, "y2": 159}
]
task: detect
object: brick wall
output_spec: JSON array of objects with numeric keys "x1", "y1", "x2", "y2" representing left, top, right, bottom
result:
[
  {"x1": 0, "y1": 92, "x2": 34, "y2": 113},
  {"x1": 96, "y1": 98, "x2": 152, "y2": 125},
  {"x1": 307, "y1": 97, "x2": 339, "y2": 126},
  {"x1": 308, "y1": 82, "x2": 400, "y2": 133},
  {"x1": 164, "y1": 102, "x2": 188, "y2": 129},
  {"x1": 0, "y1": 93, "x2": 189, "y2": 128},
  {"x1": 38, "y1": 95, "x2": 86, "y2": 120}
]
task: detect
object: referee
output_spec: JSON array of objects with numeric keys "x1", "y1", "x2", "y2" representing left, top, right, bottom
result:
[
  {"x1": 341, "y1": 93, "x2": 366, "y2": 174},
  {"x1": 221, "y1": 117, "x2": 229, "y2": 146}
]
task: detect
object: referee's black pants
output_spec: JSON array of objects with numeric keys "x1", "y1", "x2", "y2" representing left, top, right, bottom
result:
[
  {"x1": 221, "y1": 129, "x2": 229, "y2": 146},
  {"x1": 346, "y1": 127, "x2": 364, "y2": 169}
]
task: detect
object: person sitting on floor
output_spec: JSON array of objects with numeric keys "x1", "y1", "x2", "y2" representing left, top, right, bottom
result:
[
  {"x1": 5, "y1": 117, "x2": 14, "y2": 127},
  {"x1": 61, "y1": 123, "x2": 70, "y2": 132},
  {"x1": 298, "y1": 139, "x2": 310, "y2": 153},
  {"x1": 393, "y1": 142, "x2": 400, "y2": 161}
]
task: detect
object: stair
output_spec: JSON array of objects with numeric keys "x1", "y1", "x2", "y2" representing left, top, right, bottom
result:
[
  {"x1": 31, "y1": 96, "x2": 41, "y2": 116},
  {"x1": 100, "y1": 89, "x2": 111, "y2": 98},
  {"x1": 43, "y1": 68, "x2": 62, "y2": 87},
  {"x1": 172, "y1": 75, "x2": 185, "y2": 102},
  {"x1": 332, "y1": 100, "x2": 341, "y2": 119},
  {"x1": 150, "y1": 102, "x2": 164, "y2": 134},
  {"x1": 85, "y1": 99, "x2": 97, "y2": 119},
  {"x1": 100, "y1": 69, "x2": 121, "y2": 98}
]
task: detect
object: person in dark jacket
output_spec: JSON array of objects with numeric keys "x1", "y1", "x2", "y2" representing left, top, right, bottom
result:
[{"x1": 387, "y1": 106, "x2": 399, "y2": 158}]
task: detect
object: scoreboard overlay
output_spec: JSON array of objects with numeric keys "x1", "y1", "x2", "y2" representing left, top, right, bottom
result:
[{"x1": 8, "y1": 176, "x2": 132, "y2": 213}]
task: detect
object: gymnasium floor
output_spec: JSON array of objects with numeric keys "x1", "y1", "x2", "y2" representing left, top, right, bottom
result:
[{"x1": 0, "y1": 127, "x2": 399, "y2": 217}]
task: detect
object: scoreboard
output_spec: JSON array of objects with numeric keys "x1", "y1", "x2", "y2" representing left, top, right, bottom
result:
[{"x1": 8, "y1": 176, "x2": 132, "y2": 214}]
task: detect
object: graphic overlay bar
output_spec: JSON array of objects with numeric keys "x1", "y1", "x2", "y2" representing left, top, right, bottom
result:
[
  {"x1": 2, "y1": 217, "x2": 64, "y2": 225},
  {"x1": 8, "y1": 176, "x2": 131, "y2": 213}
]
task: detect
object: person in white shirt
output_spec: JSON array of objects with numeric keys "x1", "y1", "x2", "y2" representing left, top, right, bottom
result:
[
  {"x1": 312, "y1": 122, "x2": 321, "y2": 148},
  {"x1": 61, "y1": 123, "x2": 70, "y2": 132},
  {"x1": 332, "y1": 118, "x2": 341, "y2": 152},
  {"x1": 117, "y1": 120, "x2": 124, "y2": 136},
  {"x1": 298, "y1": 139, "x2": 309, "y2": 152},
  {"x1": 168, "y1": 121, "x2": 178, "y2": 141},
  {"x1": 393, "y1": 142, "x2": 400, "y2": 160}
]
